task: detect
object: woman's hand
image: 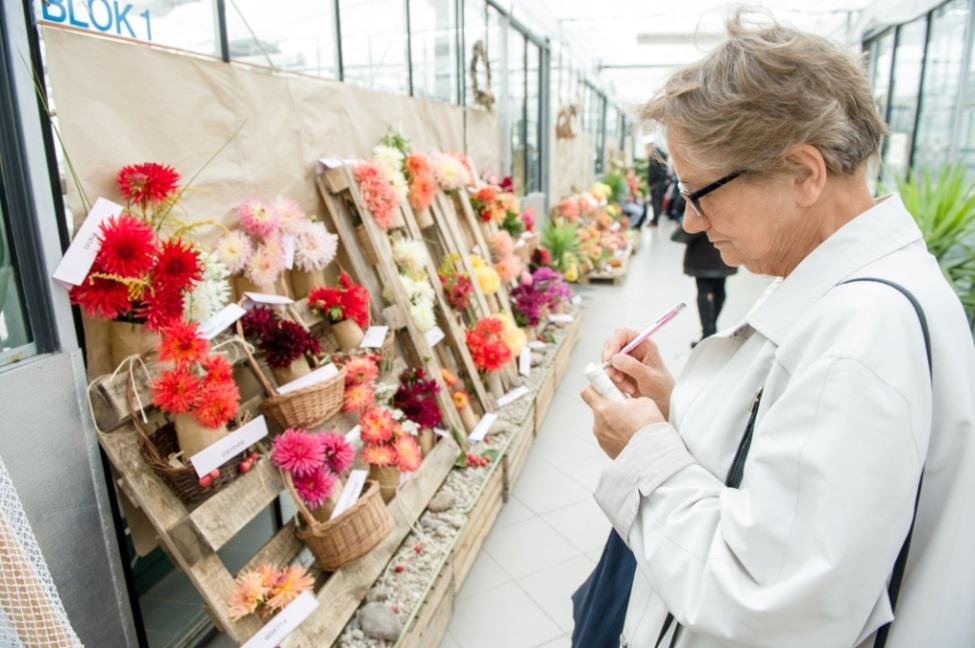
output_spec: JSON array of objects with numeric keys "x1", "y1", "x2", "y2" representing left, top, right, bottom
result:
[
  {"x1": 580, "y1": 387, "x2": 666, "y2": 459},
  {"x1": 602, "y1": 328, "x2": 676, "y2": 419}
]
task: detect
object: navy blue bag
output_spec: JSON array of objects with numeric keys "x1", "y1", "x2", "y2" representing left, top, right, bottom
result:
[{"x1": 570, "y1": 529, "x2": 636, "y2": 648}]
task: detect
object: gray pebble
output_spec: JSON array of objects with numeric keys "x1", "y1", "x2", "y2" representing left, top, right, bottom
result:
[
  {"x1": 428, "y1": 492, "x2": 455, "y2": 512},
  {"x1": 359, "y1": 603, "x2": 402, "y2": 642},
  {"x1": 366, "y1": 587, "x2": 388, "y2": 603}
]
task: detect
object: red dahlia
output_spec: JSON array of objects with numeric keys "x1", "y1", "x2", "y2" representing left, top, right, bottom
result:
[
  {"x1": 116, "y1": 162, "x2": 180, "y2": 206},
  {"x1": 95, "y1": 215, "x2": 158, "y2": 278},
  {"x1": 153, "y1": 240, "x2": 203, "y2": 292},
  {"x1": 152, "y1": 368, "x2": 200, "y2": 414},
  {"x1": 69, "y1": 274, "x2": 132, "y2": 319},
  {"x1": 140, "y1": 286, "x2": 185, "y2": 331}
]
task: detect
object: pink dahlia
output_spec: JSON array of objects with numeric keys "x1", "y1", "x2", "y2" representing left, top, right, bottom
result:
[
  {"x1": 238, "y1": 198, "x2": 279, "y2": 238},
  {"x1": 271, "y1": 428, "x2": 325, "y2": 477},
  {"x1": 319, "y1": 432, "x2": 354, "y2": 474},
  {"x1": 293, "y1": 465, "x2": 337, "y2": 509}
]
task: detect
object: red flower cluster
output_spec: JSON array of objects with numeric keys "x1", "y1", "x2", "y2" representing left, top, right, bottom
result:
[
  {"x1": 393, "y1": 367, "x2": 442, "y2": 429},
  {"x1": 151, "y1": 322, "x2": 240, "y2": 429},
  {"x1": 439, "y1": 271, "x2": 474, "y2": 311},
  {"x1": 69, "y1": 214, "x2": 202, "y2": 330},
  {"x1": 465, "y1": 317, "x2": 513, "y2": 372},
  {"x1": 240, "y1": 307, "x2": 320, "y2": 370},
  {"x1": 308, "y1": 271, "x2": 370, "y2": 329},
  {"x1": 116, "y1": 162, "x2": 180, "y2": 206}
]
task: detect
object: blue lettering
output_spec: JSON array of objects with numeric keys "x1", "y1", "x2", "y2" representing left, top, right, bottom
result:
[
  {"x1": 41, "y1": 0, "x2": 67, "y2": 23},
  {"x1": 87, "y1": 0, "x2": 112, "y2": 31},
  {"x1": 140, "y1": 8, "x2": 151, "y2": 41},
  {"x1": 67, "y1": 0, "x2": 89, "y2": 29},
  {"x1": 113, "y1": 2, "x2": 135, "y2": 37}
]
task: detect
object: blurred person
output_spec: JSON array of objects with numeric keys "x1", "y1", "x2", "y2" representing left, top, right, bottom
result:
[
  {"x1": 671, "y1": 224, "x2": 738, "y2": 345},
  {"x1": 645, "y1": 143, "x2": 669, "y2": 227}
]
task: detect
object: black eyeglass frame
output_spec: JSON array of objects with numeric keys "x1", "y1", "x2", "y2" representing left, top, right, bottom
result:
[{"x1": 678, "y1": 169, "x2": 746, "y2": 217}]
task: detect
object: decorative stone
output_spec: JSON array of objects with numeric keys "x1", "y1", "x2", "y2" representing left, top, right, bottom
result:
[
  {"x1": 532, "y1": 352, "x2": 545, "y2": 364},
  {"x1": 359, "y1": 603, "x2": 402, "y2": 641},
  {"x1": 428, "y1": 492, "x2": 455, "y2": 513},
  {"x1": 366, "y1": 587, "x2": 389, "y2": 603}
]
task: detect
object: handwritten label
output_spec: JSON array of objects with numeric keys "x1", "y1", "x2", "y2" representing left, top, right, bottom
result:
[
  {"x1": 330, "y1": 470, "x2": 367, "y2": 520},
  {"x1": 519, "y1": 347, "x2": 532, "y2": 377},
  {"x1": 359, "y1": 325, "x2": 389, "y2": 348},
  {"x1": 52, "y1": 198, "x2": 123, "y2": 288},
  {"x1": 528, "y1": 341, "x2": 547, "y2": 350},
  {"x1": 425, "y1": 326, "x2": 445, "y2": 347},
  {"x1": 244, "y1": 292, "x2": 294, "y2": 306},
  {"x1": 548, "y1": 313, "x2": 574, "y2": 324},
  {"x1": 242, "y1": 591, "x2": 319, "y2": 648},
  {"x1": 199, "y1": 303, "x2": 247, "y2": 340},
  {"x1": 469, "y1": 412, "x2": 498, "y2": 443},
  {"x1": 497, "y1": 386, "x2": 530, "y2": 408},
  {"x1": 277, "y1": 363, "x2": 339, "y2": 395},
  {"x1": 283, "y1": 235, "x2": 296, "y2": 270},
  {"x1": 189, "y1": 416, "x2": 268, "y2": 478}
]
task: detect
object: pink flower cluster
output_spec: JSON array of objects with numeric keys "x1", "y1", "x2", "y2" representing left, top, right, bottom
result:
[
  {"x1": 271, "y1": 428, "x2": 354, "y2": 509},
  {"x1": 354, "y1": 161, "x2": 400, "y2": 230}
]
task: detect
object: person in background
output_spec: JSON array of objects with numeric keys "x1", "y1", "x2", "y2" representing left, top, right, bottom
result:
[
  {"x1": 646, "y1": 143, "x2": 669, "y2": 227},
  {"x1": 674, "y1": 225, "x2": 737, "y2": 346}
]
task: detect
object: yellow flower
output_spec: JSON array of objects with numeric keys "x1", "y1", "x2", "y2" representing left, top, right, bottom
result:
[
  {"x1": 471, "y1": 259, "x2": 500, "y2": 295},
  {"x1": 499, "y1": 314, "x2": 526, "y2": 355}
]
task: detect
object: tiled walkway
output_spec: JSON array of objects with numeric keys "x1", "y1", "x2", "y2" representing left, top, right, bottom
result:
[{"x1": 439, "y1": 221, "x2": 772, "y2": 648}]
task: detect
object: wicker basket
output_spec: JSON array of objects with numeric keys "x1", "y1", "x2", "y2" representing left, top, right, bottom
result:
[
  {"x1": 237, "y1": 317, "x2": 346, "y2": 430},
  {"x1": 128, "y1": 381, "x2": 248, "y2": 505},
  {"x1": 285, "y1": 473, "x2": 392, "y2": 571}
]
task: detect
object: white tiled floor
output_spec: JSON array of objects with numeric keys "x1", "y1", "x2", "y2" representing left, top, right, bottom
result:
[{"x1": 440, "y1": 220, "x2": 772, "y2": 648}]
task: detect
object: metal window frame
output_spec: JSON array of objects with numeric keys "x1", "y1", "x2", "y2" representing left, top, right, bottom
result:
[
  {"x1": 334, "y1": 0, "x2": 344, "y2": 81},
  {"x1": 907, "y1": 12, "x2": 933, "y2": 171},
  {"x1": 405, "y1": 0, "x2": 414, "y2": 96}
]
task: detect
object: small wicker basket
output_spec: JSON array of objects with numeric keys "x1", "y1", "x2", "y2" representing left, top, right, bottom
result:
[{"x1": 284, "y1": 473, "x2": 392, "y2": 571}]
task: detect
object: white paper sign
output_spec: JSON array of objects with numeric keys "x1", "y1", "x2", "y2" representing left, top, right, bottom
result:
[
  {"x1": 330, "y1": 469, "x2": 367, "y2": 520},
  {"x1": 189, "y1": 416, "x2": 268, "y2": 478},
  {"x1": 519, "y1": 347, "x2": 532, "y2": 377},
  {"x1": 244, "y1": 292, "x2": 294, "y2": 306},
  {"x1": 242, "y1": 591, "x2": 319, "y2": 648},
  {"x1": 199, "y1": 303, "x2": 248, "y2": 340},
  {"x1": 549, "y1": 313, "x2": 574, "y2": 324},
  {"x1": 434, "y1": 427, "x2": 449, "y2": 438},
  {"x1": 497, "y1": 386, "x2": 530, "y2": 408},
  {"x1": 345, "y1": 425, "x2": 361, "y2": 446},
  {"x1": 277, "y1": 363, "x2": 339, "y2": 395},
  {"x1": 359, "y1": 325, "x2": 389, "y2": 348},
  {"x1": 399, "y1": 472, "x2": 412, "y2": 487},
  {"x1": 52, "y1": 198, "x2": 124, "y2": 288},
  {"x1": 469, "y1": 413, "x2": 498, "y2": 443},
  {"x1": 425, "y1": 326, "x2": 445, "y2": 347},
  {"x1": 283, "y1": 235, "x2": 296, "y2": 270},
  {"x1": 528, "y1": 341, "x2": 547, "y2": 350},
  {"x1": 611, "y1": 222, "x2": 621, "y2": 232},
  {"x1": 572, "y1": 295, "x2": 582, "y2": 306}
]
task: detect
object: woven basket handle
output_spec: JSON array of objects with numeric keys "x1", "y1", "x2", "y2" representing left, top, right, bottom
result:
[
  {"x1": 281, "y1": 469, "x2": 321, "y2": 531},
  {"x1": 125, "y1": 374, "x2": 168, "y2": 466}
]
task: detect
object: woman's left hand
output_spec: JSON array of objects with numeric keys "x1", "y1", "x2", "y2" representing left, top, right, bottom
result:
[{"x1": 580, "y1": 387, "x2": 666, "y2": 459}]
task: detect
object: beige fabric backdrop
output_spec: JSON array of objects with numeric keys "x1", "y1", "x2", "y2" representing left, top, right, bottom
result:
[{"x1": 551, "y1": 133, "x2": 593, "y2": 201}]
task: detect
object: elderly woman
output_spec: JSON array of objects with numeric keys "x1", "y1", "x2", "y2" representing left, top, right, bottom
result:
[{"x1": 579, "y1": 17, "x2": 975, "y2": 648}]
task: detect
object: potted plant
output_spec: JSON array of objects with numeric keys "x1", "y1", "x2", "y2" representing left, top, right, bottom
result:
[
  {"x1": 240, "y1": 306, "x2": 321, "y2": 386},
  {"x1": 465, "y1": 316, "x2": 514, "y2": 399},
  {"x1": 393, "y1": 367, "x2": 442, "y2": 456},
  {"x1": 308, "y1": 272, "x2": 370, "y2": 350},
  {"x1": 359, "y1": 406, "x2": 422, "y2": 503}
]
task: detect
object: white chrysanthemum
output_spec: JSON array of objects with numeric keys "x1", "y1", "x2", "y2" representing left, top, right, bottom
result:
[
  {"x1": 395, "y1": 274, "x2": 436, "y2": 331},
  {"x1": 373, "y1": 145, "x2": 409, "y2": 201},
  {"x1": 184, "y1": 252, "x2": 231, "y2": 322},
  {"x1": 392, "y1": 238, "x2": 429, "y2": 279},
  {"x1": 215, "y1": 231, "x2": 253, "y2": 275},
  {"x1": 430, "y1": 152, "x2": 467, "y2": 191},
  {"x1": 294, "y1": 221, "x2": 338, "y2": 271},
  {"x1": 245, "y1": 241, "x2": 286, "y2": 286},
  {"x1": 272, "y1": 196, "x2": 307, "y2": 235}
]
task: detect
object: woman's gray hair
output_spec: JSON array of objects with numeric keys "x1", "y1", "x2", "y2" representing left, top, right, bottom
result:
[{"x1": 642, "y1": 14, "x2": 887, "y2": 177}]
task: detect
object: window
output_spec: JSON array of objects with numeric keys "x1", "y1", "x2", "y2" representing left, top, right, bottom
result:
[
  {"x1": 508, "y1": 27, "x2": 526, "y2": 193},
  {"x1": 914, "y1": 0, "x2": 969, "y2": 172},
  {"x1": 959, "y1": 19, "x2": 975, "y2": 172},
  {"x1": 339, "y1": 0, "x2": 409, "y2": 95},
  {"x1": 883, "y1": 16, "x2": 928, "y2": 187},
  {"x1": 0, "y1": 167, "x2": 33, "y2": 366},
  {"x1": 410, "y1": 0, "x2": 459, "y2": 103},
  {"x1": 868, "y1": 30, "x2": 896, "y2": 122},
  {"x1": 526, "y1": 41, "x2": 541, "y2": 193},
  {"x1": 487, "y1": 6, "x2": 505, "y2": 107},
  {"x1": 463, "y1": 0, "x2": 486, "y2": 106},
  {"x1": 36, "y1": 0, "x2": 219, "y2": 56},
  {"x1": 226, "y1": 0, "x2": 339, "y2": 78}
]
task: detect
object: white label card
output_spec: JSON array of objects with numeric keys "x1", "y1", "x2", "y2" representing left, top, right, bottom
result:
[
  {"x1": 549, "y1": 314, "x2": 574, "y2": 324},
  {"x1": 399, "y1": 472, "x2": 412, "y2": 487},
  {"x1": 189, "y1": 416, "x2": 268, "y2": 478},
  {"x1": 611, "y1": 222, "x2": 621, "y2": 232},
  {"x1": 434, "y1": 427, "x2": 449, "y2": 438},
  {"x1": 528, "y1": 341, "x2": 547, "y2": 350},
  {"x1": 497, "y1": 386, "x2": 530, "y2": 408},
  {"x1": 283, "y1": 235, "x2": 296, "y2": 270},
  {"x1": 330, "y1": 470, "x2": 367, "y2": 520},
  {"x1": 277, "y1": 363, "x2": 339, "y2": 395},
  {"x1": 199, "y1": 303, "x2": 248, "y2": 340},
  {"x1": 572, "y1": 295, "x2": 582, "y2": 306},
  {"x1": 242, "y1": 591, "x2": 319, "y2": 648},
  {"x1": 519, "y1": 347, "x2": 532, "y2": 377},
  {"x1": 52, "y1": 198, "x2": 124, "y2": 288},
  {"x1": 244, "y1": 292, "x2": 294, "y2": 306},
  {"x1": 468, "y1": 413, "x2": 498, "y2": 443},
  {"x1": 345, "y1": 425, "x2": 362, "y2": 447},
  {"x1": 425, "y1": 326, "x2": 445, "y2": 347},
  {"x1": 359, "y1": 326, "x2": 389, "y2": 348}
]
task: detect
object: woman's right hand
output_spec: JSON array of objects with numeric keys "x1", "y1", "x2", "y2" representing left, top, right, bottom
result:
[{"x1": 602, "y1": 328, "x2": 675, "y2": 420}]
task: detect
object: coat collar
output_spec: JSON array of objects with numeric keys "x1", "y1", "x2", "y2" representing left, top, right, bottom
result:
[{"x1": 744, "y1": 194, "x2": 923, "y2": 346}]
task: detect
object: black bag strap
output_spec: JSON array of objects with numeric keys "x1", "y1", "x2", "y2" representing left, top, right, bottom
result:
[{"x1": 654, "y1": 277, "x2": 930, "y2": 648}]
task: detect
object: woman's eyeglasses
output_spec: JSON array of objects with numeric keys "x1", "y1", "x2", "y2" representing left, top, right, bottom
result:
[{"x1": 678, "y1": 170, "x2": 746, "y2": 218}]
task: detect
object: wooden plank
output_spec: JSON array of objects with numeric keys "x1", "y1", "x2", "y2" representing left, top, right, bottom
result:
[
  {"x1": 398, "y1": 568, "x2": 454, "y2": 648},
  {"x1": 451, "y1": 468, "x2": 504, "y2": 591},
  {"x1": 432, "y1": 191, "x2": 492, "y2": 319},
  {"x1": 280, "y1": 436, "x2": 460, "y2": 648},
  {"x1": 502, "y1": 417, "x2": 535, "y2": 501},
  {"x1": 534, "y1": 369, "x2": 555, "y2": 436},
  {"x1": 239, "y1": 520, "x2": 304, "y2": 577}
]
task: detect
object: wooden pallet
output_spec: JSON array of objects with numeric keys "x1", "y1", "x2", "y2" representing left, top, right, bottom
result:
[{"x1": 580, "y1": 244, "x2": 632, "y2": 287}]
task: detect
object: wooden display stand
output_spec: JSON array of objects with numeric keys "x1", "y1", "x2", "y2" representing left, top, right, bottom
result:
[{"x1": 580, "y1": 242, "x2": 634, "y2": 286}]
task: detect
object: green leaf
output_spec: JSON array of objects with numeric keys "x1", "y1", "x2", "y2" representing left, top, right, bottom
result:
[{"x1": 480, "y1": 448, "x2": 500, "y2": 464}]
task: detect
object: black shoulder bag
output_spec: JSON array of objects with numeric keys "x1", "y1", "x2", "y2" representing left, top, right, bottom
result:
[{"x1": 655, "y1": 278, "x2": 931, "y2": 648}]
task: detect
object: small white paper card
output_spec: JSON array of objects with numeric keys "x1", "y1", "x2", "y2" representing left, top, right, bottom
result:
[
  {"x1": 399, "y1": 472, "x2": 412, "y2": 487},
  {"x1": 469, "y1": 412, "x2": 498, "y2": 443},
  {"x1": 359, "y1": 325, "x2": 389, "y2": 348},
  {"x1": 549, "y1": 313, "x2": 574, "y2": 324},
  {"x1": 277, "y1": 363, "x2": 339, "y2": 395},
  {"x1": 528, "y1": 341, "x2": 547, "y2": 350},
  {"x1": 611, "y1": 222, "x2": 621, "y2": 232},
  {"x1": 425, "y1": 326, "x2": 445, "y2": 347},
  {"x1": 572, "y1": 295, "x2": 582, "y2": 306},
  {"x1": 52, "y1": 198, "x2": 124, "y2": 288},
  {"x1": 283, "y1": 235, "x2": 296, "y2": 270},
  {"x1": 189, "y1": 416, "x2": 268, "y2": 478},
  {"x1": 497, "y1": 386, "x2": 530, "y2": 408},
  {"x1": 244, "y1": 292, "x2": 294, "y2": 306},
  {"x1": 242, "y1": 591, "x2": 319, "y2": 648},
  {"x1": 434, "y1": 427, "x2": 449, "y2": 438},
  {"x1": 519, "y1": 347, "x2": 532, "y2": 377},
  {"x1": 330, "y1": 469, "x2": 368, "y2": 520},
  {"x1": 199, "y1": 303, "x2": 248, "y2": 340},
  {"x1": 345, "y1": 425, "x2": 362, "y2": 447}
]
